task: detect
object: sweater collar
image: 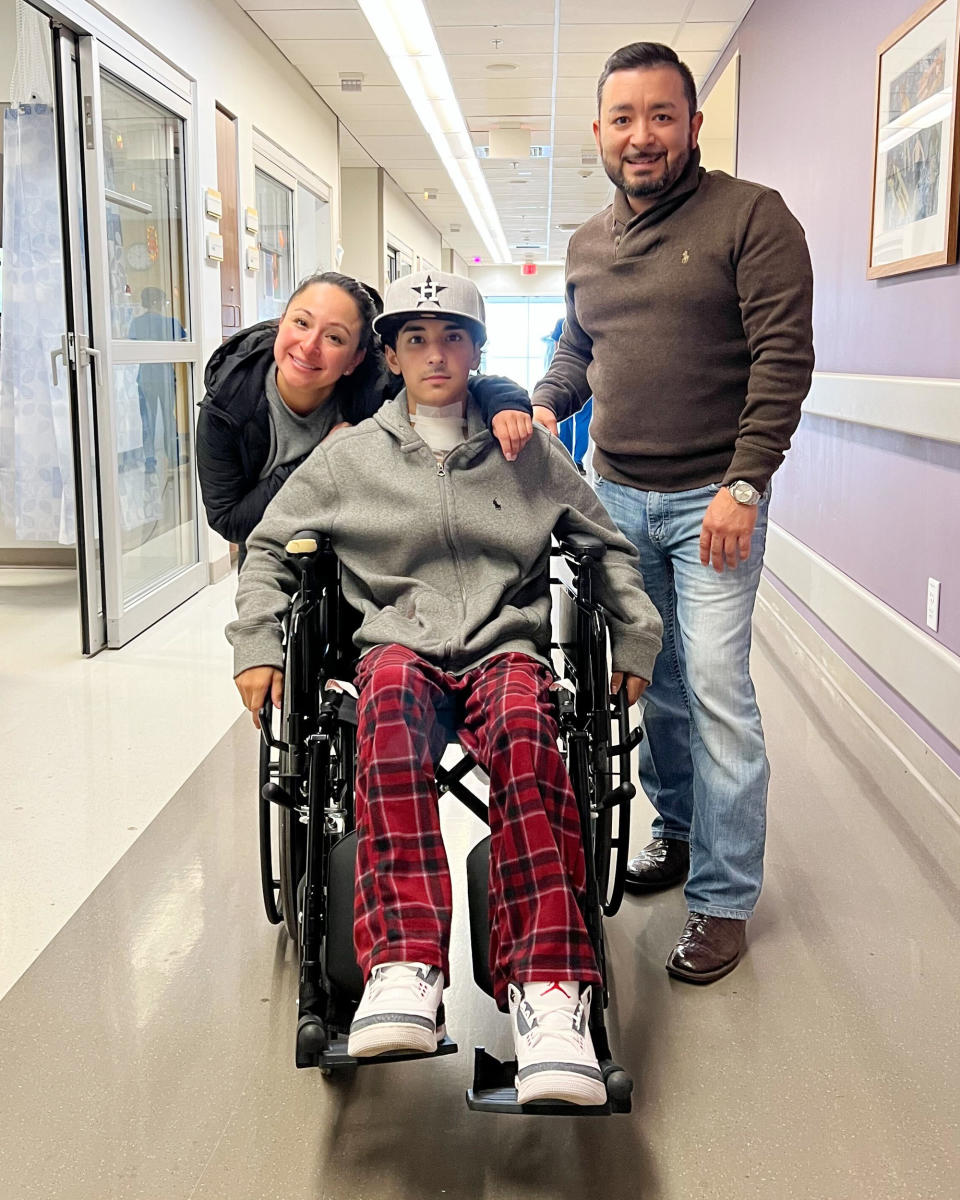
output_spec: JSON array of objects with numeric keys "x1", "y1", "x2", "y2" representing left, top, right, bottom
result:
[
  {"x1": 612, "y1": 145, "x2": 703, "y2": 231},
  {"x1": 375, "y1": 389, "x2": 490, "y2": 459}
]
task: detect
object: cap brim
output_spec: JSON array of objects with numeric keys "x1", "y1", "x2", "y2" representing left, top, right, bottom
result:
[{"x1": 373, "y1": 310, "x2": 486, "y2": 346}]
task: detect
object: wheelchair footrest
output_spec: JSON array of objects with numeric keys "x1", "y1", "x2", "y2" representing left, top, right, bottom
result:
[
  {"x1": 314, "y1": 1032, "x2": 459, "y2": 1071},
  {"x1": 465, "y1": 1047, "x2": 629, "y2": 1116}
]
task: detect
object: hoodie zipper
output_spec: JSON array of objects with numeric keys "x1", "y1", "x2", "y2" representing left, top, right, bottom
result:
[{"x1": 436, "y1": 453, "x2": 467, "y2": 628}]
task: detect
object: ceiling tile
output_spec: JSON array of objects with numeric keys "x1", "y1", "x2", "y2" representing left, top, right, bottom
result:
[
  {"x1": 557, "y1": 24, "x2": 678, "y2": 52},
  {"x1": 437, "y1": 25, "x2": 555, "y2": 56},
  {"x1": 686, "y1": 0, "x2": 752, "y2": 20},
  {"x1": 240, "y1": 0, "x2": 355, "y2": 9},
  {"x1": 428, "y1": 0, "x2": 558, "y2": 25},
  {"x1": 673, "y1": 20, "x2": 736, "y2": 52},
  {"x1": 560, "y1": 0, "x2": 688, "y2": 20}
]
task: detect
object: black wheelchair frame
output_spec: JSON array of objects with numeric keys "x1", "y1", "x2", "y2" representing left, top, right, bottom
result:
[{"x1": 257, "y1": 532, "x2": 642, "y2": 1115}]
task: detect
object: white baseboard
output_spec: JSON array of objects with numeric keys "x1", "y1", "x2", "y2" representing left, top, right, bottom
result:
[
  {"x1": 758, "y1": 544, "x2": 960, "y2": 821},
  {"x1": 207, "y1": 552, "x2": 232, "y2": 585},
  {"x1": 764, "y1": 525, "x2": 960, "y2": 752}
]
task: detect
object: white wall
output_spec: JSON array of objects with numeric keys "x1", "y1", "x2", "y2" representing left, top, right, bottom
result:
[
  {"x1": 340, "y1": 167, "x2": 382, "y2": 293},
  {"x1": 443, "y1": 246, "x2": 469, "y2": 276},
  {"x1": 469, "y1": 264, "x2": 566, "y2": 298},
  {"x1": 382, "y1": 175, "x2": 442, "y2": 275}
]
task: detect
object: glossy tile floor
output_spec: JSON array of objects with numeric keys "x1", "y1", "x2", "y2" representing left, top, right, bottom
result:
[{"x1": 1, "y1": 580, "x2": 959, "y2": 1200}]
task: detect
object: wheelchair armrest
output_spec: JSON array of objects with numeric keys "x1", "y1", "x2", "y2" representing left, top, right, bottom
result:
[
  {"x1": 285, "y1": 529, "x2": 332, "y2": 560},
  {"x1": 557, "y1": 532, "x2": 606, "y2": 562}
]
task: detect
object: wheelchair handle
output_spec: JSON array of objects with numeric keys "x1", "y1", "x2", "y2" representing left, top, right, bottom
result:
[{"x1": 258, "y1": 705, "x2": 293, "y2": 754}]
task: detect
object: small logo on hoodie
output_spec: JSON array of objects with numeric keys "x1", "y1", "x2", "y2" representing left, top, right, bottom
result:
[
  {"x1": 493, "y1": 497, "x2": 502, "y2": 510},
  {"x1": 681, "y1": 250, "x2": 690, "y2": 264}
]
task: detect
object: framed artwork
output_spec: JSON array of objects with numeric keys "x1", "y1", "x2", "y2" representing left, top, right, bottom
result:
[{"x1": 868, "y1": 0, "x2": 960, "y2": 278}]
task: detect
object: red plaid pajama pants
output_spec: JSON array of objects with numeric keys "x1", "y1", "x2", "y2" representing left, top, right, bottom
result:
[{"x1": 353, "y1": 644, "x2": 601, "y2": 1009}]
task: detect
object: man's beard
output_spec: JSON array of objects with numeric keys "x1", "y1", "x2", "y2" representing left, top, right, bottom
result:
[{"x1": 602, "y1": 143, "x2": 691, "y2": 199}]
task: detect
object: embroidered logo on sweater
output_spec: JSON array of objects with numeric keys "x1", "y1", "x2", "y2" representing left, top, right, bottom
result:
[
  {"x1": 492, "y1": 497, "x2": 502, "y2": 510},
  {"x1": 681, "y1": 250, "x2": 690, "y2": 264}
]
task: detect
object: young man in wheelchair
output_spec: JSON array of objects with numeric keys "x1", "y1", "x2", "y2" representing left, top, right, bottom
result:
[{"x1": 228, "y1": 271, "x2": 662, "y2": 1107}]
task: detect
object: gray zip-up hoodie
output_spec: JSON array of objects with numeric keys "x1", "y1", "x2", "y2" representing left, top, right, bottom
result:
[{"x1": 227, "y1": 391, "x2": 662, "y2": 682}]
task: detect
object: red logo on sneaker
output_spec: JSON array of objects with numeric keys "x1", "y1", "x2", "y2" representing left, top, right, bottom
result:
[{"x1": 540, "y1": 982, "x2": 571, "y2": 998}]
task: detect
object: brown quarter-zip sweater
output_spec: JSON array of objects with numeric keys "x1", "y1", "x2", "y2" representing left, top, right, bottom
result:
[{"x1": 533, "y1": 149, "x2": 814, "y2": 493}]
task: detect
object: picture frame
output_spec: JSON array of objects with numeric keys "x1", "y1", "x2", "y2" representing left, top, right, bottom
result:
[{"x1": 867, "y1": 0, "x2": 960, "y2": 278}]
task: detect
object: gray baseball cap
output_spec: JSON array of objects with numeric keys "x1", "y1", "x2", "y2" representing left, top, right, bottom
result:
[{"x1": 373, "y1": 269, "x2": 486, "y2": 346}]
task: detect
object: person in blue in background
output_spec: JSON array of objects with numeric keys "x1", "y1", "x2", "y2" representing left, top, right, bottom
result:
[
  {"x1": 544, "y1": 317, "x2": 592, "y2": 473},
  {"x1": 128, "y1": 286, "x2": 187, "y2": 472}
]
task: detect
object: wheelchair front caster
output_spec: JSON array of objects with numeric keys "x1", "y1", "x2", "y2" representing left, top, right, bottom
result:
[
  {"x1": 296, "y1": 1015, "x2": 328, "y2": 1067},
  {"x1": 603, "y1": 1066, "x2": 634, "y2": 1108}
]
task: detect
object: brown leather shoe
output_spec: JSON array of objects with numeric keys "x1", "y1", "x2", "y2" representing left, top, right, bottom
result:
[
  {"x1": 624, "y1": 837, "x2": 689, "y2": 893},
  {"x1": 666, "y1": 913, "x2": 746, "y2": 984}
]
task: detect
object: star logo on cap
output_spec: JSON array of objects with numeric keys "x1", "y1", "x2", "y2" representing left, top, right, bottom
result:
[{"x1": 412, "y1": 275, "x2": 447, "y2": 307}]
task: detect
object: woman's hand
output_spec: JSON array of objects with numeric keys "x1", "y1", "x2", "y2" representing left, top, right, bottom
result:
[
  {"x1": 491, "y1": 410, "x2": 534, "y2": 461},
  {"x1": 323, "y1": 421, "x2": 352, "y2": 442},
  {"x1": 235, "y1": 666, "x2": 284, "y2": 728}
]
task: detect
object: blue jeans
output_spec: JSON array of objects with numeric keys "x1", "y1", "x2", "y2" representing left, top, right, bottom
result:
[{"x1": 594, "y1": 477, "x2": 770, "y2": 919}]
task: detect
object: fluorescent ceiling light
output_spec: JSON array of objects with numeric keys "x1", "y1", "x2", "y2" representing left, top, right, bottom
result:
[{"x1": 357, "y1": 0, "x2": 511, "y2": 263}]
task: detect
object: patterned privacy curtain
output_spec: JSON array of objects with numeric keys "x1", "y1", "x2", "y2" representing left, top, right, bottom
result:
[{"x1": 0, "y1": 2, "x2": 75, "y2": 544}]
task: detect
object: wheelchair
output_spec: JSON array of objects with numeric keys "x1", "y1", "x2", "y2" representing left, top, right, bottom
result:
[{"x1": 257, "y1": 531, "x2": 642, "y2": 1115}]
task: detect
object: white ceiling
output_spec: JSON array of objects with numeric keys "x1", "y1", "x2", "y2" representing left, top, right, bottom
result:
[{"x1": 237, "y1": 0, "x2": 752, "y2": 264}]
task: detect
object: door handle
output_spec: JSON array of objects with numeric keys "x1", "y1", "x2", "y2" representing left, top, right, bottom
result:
[
  {"x1": 85, "y1": 345, "x2": 104, "y2": 387},
  {"x1": 50, "y1": 334, "x2": 70, "y2": 387},
  {"x1": 75, "y1": 334, "x2": 104, "y2": 386}
]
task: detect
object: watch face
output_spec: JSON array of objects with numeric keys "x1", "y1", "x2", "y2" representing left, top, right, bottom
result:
[{"x1": 732, "y1": 482, "x2": 759, "y2": 504}]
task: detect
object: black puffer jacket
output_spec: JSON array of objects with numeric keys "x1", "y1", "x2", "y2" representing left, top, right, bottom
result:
[{"x1": 197, "y1": 320, "x2": 532, "y2": 553}]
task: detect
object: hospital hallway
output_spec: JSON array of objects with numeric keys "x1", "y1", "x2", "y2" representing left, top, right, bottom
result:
[{"x1": 0, "y1": 571, "x2": 958, "y2": 1200}]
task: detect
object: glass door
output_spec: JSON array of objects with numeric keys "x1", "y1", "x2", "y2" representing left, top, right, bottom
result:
[
  {"x1": 54, "y1": 25, "x2": 106, "y2": 654},
  {"x1": 0, "y1": 7, "x2": 105, "y2": 655},
  {"x1": 78, "y1": 40, "x2": 205, "y2": 647}
]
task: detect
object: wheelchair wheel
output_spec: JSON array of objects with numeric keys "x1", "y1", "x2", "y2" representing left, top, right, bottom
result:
[
  {"x1": 278, "y1": 797, "x2": 307, "y2": 945},
  {"x1": 258, "y1": 696, "x2": 283, "y2": 926}
]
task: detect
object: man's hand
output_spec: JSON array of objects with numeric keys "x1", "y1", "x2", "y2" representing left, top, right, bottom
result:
[
  {"x1": 698, "y1": 487, "x2": 758, "y2": 573},
  {"x1": 235, "y1": 666, "x2": 284, "y2": 728},
  {"x1": 532, "y1": 405, "x2": 559, "y2": 437},
  {"x1": 611, "y1": 672, "x2": 648, "y2": 706},
  {"x1": 491, "y1": 410, "x2": 533, "y2": 461}
]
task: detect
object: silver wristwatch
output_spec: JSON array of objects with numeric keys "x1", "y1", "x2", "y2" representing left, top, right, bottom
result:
[{"x1": 728, "y1": 480, "x2": 761, "y2": 506}]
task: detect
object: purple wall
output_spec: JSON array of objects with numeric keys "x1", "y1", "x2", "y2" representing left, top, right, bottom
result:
[
  {"x1": 725, "y1": 0, "x2": 960, "y2": 378},
  {"x1": 702, "y1": 0, "x2": 960, "y2": 750}
]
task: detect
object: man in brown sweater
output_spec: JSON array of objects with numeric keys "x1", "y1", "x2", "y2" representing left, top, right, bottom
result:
[{"x1": 533, "y1": 42, "x2": 814, "y2": 983}]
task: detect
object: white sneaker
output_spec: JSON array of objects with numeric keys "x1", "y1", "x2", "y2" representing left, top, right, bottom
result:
[
  {"x1": 508, "y1": 980, "x2": 607, "y2": 1106},
  {"x1": 347, "y1": 962, "x2": 446, "y2": 1058}
]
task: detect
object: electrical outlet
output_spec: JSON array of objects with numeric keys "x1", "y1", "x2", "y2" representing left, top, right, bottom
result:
[{"x1": 926, "y1": 578, "x2": 941, "y2": 631}]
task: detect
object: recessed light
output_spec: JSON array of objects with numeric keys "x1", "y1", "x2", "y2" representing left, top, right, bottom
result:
[{"x1": 486, "y1": 62, "x2": 518, "y2": 72}]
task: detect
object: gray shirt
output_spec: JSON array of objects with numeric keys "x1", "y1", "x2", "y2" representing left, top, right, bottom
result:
[{"x1": 259, "y1": 365, "x2": 341, "y2": 480}]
